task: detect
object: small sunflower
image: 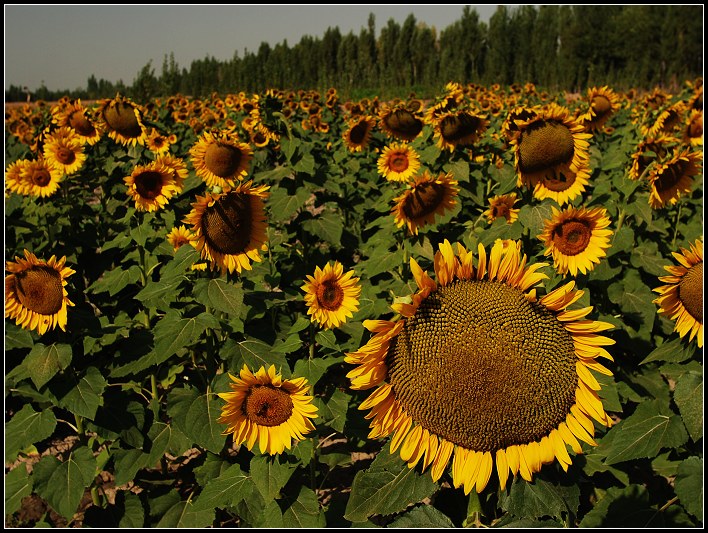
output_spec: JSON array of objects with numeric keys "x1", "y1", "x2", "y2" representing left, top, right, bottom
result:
[
  {"x1": 653, "y1": 238, "x2": 703, "y2": 348},
  {"x1": 647, "y1": 148, "x2": 702, "y2": 209},
  {"x1": 378, "y1": 102, "x2": 424, "y2": 142},
  {"x1": 343, "y1": 115, "x2": 376, "y2": 152},
  {"x1": 42, "y1": 127, "x2": 87, "y2": 176},
  {"x1": 96, "y1": 94, "x2": 147, "y2": 146},
  {"x1": 190, "y1": 130, "x2": 253, "y2": 188},
  {"x1": 346, "y1": 240, "x2": 614, "y2": 494},
  {"x1": 579, "y1": 86, "x2": 621, "y2": 132},
  {"x1": 18, "y1": 158, "x2": 63, "y2": 198},
  {"x1": 167, "y1": 225, "x2": 197, "y2": 251},
  {"x1": 392, "y1": 171, "x2": 459, "y2": 235},
  {"x1": 155, "y1": 154, "x2": 189, "y2": 190},
  {"x1": 183, "y1": 181, "x2": 270, "y2": 274},
  {"x1": 5, "y1": 159, "x2": 29, "y2": 196},
  {"x1": 146, "y1": 128, "x2": 173, "y2": 155},
  {"x1": 377, "y1": 143, "x2": 421, "y2": 182},
  {"x1": 432, "y1": 110, "x2": 489, "y2": 152},
  {"x1": 302, "y1": 261, "x2": 362, "y2": 329},
  {"x1": 124, "y1": 161, "x2": 181, "y2": 212},
  {"x1": 538, "y1": 206, "x2": 613, "y2": 276},
  {"x1": 485, "y1": 193, "x2": 520, "y2": 224},
  {"x1": 218, "y1": 364, "x2": 318, "y2": 455},
  {"x1": 5, "y1": 250, "x2": 75, "y2": 335}
]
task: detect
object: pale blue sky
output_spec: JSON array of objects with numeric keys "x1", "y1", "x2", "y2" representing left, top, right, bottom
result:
[{"x1": 4, "y1": 4, "x2": 506, "y2": 92}]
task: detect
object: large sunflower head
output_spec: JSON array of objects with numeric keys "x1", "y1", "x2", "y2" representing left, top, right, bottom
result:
[
  {"x1": 189, "y1": 130, "x2": 254, "y2": 189},
  {"x1": 51, "y1": 99, "x2": 102, "y2": 145},
  {"x1": 301, "y1": 261, "x2": 362, "y2": 330},
  {"x1": 377, "y1": 142, "x2": 421, "y2": 182},
  {"x1": 485, "y1": 193, "x2": 520, "y2": 224},
  {"x1": 653, "y1": 238, "x2": 703, "y2": 348},
  {"x1": 42, "y1": 127, "x2": 87, "y2": 176},
  {"x1": 343, "y1": 115, "x2": 376, "y2": 152},
  {"x1": 579, "y1": 86, "x2": 621, "y2": 133},
  {"x1": 96, "y1": 94, "x2": 147, "y2": 146},
  {"x1": 647, "y1": 147, "x2": 702, "y2": 209},
  {"x1": 346, "y1": 240, "x2": 615, "y2": 494},
  {"x1": 5, "y1": 250, "x2": 75, "y2": 335},
  {"x1": 218, "y1": 364, "x2": 318, "y2": 455},
  {"x1": 378, "y1": 103, "x2": 424, "y2": 142},
  {"x1": 124, "y1": 161, "x2": 181, "y2": 212},
  {"x1": 18, "y1": 158, "x2": 64, "y2": 198},
  {"x1": 538, "y1": 206, "x2": 613, "y2": 277},
  {"x1": 391, "y1": 171, "x2": 459, "y2": 235},
  {"x1": 432, "y1": 110, "x2": 489, "y2": 152},
  {"x1": 183, "y1": 181, "x2": 270, "y2": 274}
]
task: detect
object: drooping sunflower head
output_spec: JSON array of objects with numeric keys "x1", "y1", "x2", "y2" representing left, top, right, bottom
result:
[
  {"x1": 579, "y1": 86, "x2": 621, "y2": 132},
  {"x1": 647, "y1": 147, "x2": 702, "y2": 209},
  {"x1": 432, "y1": 110, "x2": 489, "y2": 152},
  {"x1": 17, "y1": 157, "x2": 64, "y2": 198},
  {"x1": 538, "y1": 205, "x2": 614, "y2": 277},
  {"x1": 183, "y1": 181, "x2": 270, "y2": 275},
  {"x1": 391, "y1": 171, "x2": 459, "y2": 235},
  {"x1": 124, "y1": 161, "x2": 181, "y2": 212},
  {"x1": 485, "y1": 193, "x2": 520, "y2": 224},
  {"x1": 377, "y1": 142, "x2": 421, "y2": 182},
  {"x1": 189, "y1": 130, "x2": 254, "y2": 189},
  {"x1": 628, "y1": 135, "x2": 680, "y2": 181},
  {"x1": 218, "y1": 364, "x2": 318, "y2": 455},
  {"x1": 42, "y1": 127, "x2": 87, "y2": 176},
  {"x1": 346, "y1": 240, "x2": 615, "y2": 494},
  {"x1": 301, "y1": 261, "x2": 362, "y2": 330},
  {"x1": 343, "y1": 115, "x2": 376, "y2": 152},
  {"x1": 378, "y1": 103, "x2": 424, "y2": 142},
  {"x1": 51, "y1": 99, "x2": 102, "y2": 145},
  {"x1": 644, "y1": 102, "x2": 687, "y2": 138},
  {"x1": 653, "y1": 238, "x2": 703, "y2": 348},
  {"x1": 5, "y1": 250, "x2": 76, "y2": 335},
  {"x1": 96, "y1": 94, "x2": 147, "y2": 146}
]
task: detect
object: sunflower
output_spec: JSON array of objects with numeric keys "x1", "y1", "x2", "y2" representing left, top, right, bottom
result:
[
  {"x1": 302, "y1": 261, "x2": 361, "y2": 329},
  {"x1": 391, "y1": 171, "x2": 459, "y2": 235},
  {"x1": 653, "y1": 238, "x2": 703, "y2": 348},
  {"x1": 189, "y1": 130, "x2": 253, "y2": 189},
  {"x1": 96, "y1": 94, "x2": 147, "y2": 146},
  {"x1": 644, "y1": 103, "x2": 687, "y2": 138},
  {"x1": 432, "y1": 110, "x2": 489, "y2": 152},
  {"x1": 538, "y1": 206, "x2": 613, "y2": 276},
  {"x1": 146, "y1": 128, "x2": 173, "y2": 155},
  {"x1": 346, "y1": 240, "x2": 614, "y2": 494},
  {"x1": 628, "y1": 135, "x2": 680, "y2": 181},
  {"x1": 5, "y1": 250, "x2": 75, "y2": 335},
  {"x1": 218, "y1": 364, "x2": 318, "y2": 455},
  {"x1": 183, "y1": 181, "x2": 269, "y2": 274},
  {"x1": 647, "y1": 148, "x2": 702, "y2": 209},
  {"x1": 501, "y1": 107, "x2": 539, "y2": 143},
  {"x1": 166, "y1": 225, "x2": 197, "y2": 251},
  {"x1": 42, "y1": 127, "x2": 87, "y2": 176},
  {"x1": 378, "y1": 102, "x2": 424, "y2": 142},
  {"x1": 51, "y1": 98, "x2": 102, "y2": 145},
  {"x1": 124, "y1": 161, "x2": 181, "y2": 212},
  {"x1": 377, "y1": 143, "x2": 421, "y2": 182},
  {"x1": 511, "y1": 103, "x2": 592, "y2": 205},
  {"x1": 682, "y1": 110, "x2": 703, "y2": 146},
  {"x1": 5, "y1": 159, "x2": 29, "y2": 196},
  {"x1": 579, "y1": 86, "x2": 621, "y2": 132},
  {"x1": 485, "y1": 193, "x2": 520, "y2": 224},
  {"x1": 343, "y1": 115, "x2": 376, "y2": 152},
  {"x1": 18, "y1": 158, "x2": 63, "y2": 198}
]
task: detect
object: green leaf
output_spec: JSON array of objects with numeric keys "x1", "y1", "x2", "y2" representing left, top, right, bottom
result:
[
  {"x1": 282, "y1": 486, "x2": 325, "y2": 528},
  {"x1": 191, "y1": 463, "x2": 254, "y2": 512},
  {"x1": 579, "y1": 485, "x2": 679, "y2": 527},
  {"x1": 119, "y1": 493, "x2": 145, "y2": 528},
  {"x1": 673, "y1": 371, "x2": 702, "y2": 442},
  {"x1": 134, "y1": 276, "x2": 184, "y2": 310},
  {"x1": 155, "y1": 500, "x2": 215, "y2": 528},
  {"x1": 607, "y1": 269, "x2": 656, "y2": 339},
  {"x1": 294, "y1": 152, "x2": 316, "y2": 175},
  {"x1": 387, "y1": 504, "x2": 456, "y2": 528},
  {"x1": 500, "y1": 475, "x2": 580, "y2": 520},
  {"x1": 478, "y1": 218, "x2": 523, "y2": 247},
  {"x1": 630, "y1": 240, "x2": 672, "y2": 276},
  {"x1": 5, "y1": 464, "x2": 33, "y2": 516},
  {"x1": 5, "y1": 322, "x2": 34, "y2": 350},
  {"x1": 5, "y1": 404, "x2": 57, "y2": 462},
  {"x1": 315, "y1": 329, "x2": 339, "y2": 350},
  {"x1": 145, "y1": 422, "x2": 173, "y2": 466},
  {"x1": 607, "y1": 225, "x2": 635, "y2": 257},
  {"x1": 268, "y1": 186, "x2": 311, "y2": 222},
  {"x1": 113, "y1": 448, "x2": 151, "y2": 486},
  {"x1": 52, "y1": 366, "x2": 107, "y2": 420},
  {"x1": 674, "y1": 457, "x2": 702, "y2": 521},
  {"x1": 640, "y1": 337, "x2": 696, "y2": 365},
  {"x1": 443, "y1": 160, "x2": 470, "y2": 182},
  {"x1": 160, "y1": 243, "x2": 201, "y2": 279},
  {"x1": 580, "y1": 452, "x2": 630, "y2": 486},
  {"x1": 517, "y1": 203, "x2": 553, "y2": 238},
  {"x1": 195, "y1": 278, "x2": 244, "y2": 317},
  {"x1": 314, "y1": 388, "x2": 349, "y2": 433},
  {"x1": 601, "y1": 400, "x2": 689, "y2": 465},
  {"x1": 89, "y1": 264, "x2": 142, "y2": 296},
  {"x1": 303, "y1": 213, "x2": 344, "y2": 245},
  {"x1": 272, "y1": 333, "x2": 303, "y2": 354},
  {"x1": 293, "y1": 356, "x2": 341, "y2": 387},
  {"x1": 129, "y1": 216, "x2": 153, "y2": 247},
  {"x1": 25, "y1": 343, "x2": 73, "y2": 389},
  {"x1": 235, "y1": 339, "x2": 291, "y2": 377},
  {"x1": 32, "y1": 446, "x2": 96, "y2": 521},
  {"x1": 250, "y1": 455, "x2": 297, "y2": 501},
  {"x1": 344, "y1": 444, "x2": 439, "y2": 523},
  {"x1": 182, "y1": 393, "x2": 227, "y2": 454}
]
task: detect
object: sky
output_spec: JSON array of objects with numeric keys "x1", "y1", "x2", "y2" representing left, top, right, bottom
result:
[{"x1": 4, "y1": 4, "x2": 506, "y2": 93}]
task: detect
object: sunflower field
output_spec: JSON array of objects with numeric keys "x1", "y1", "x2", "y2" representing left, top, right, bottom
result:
[{"x1": 4, "y1": 81, "x2": 703, "y2": 528}]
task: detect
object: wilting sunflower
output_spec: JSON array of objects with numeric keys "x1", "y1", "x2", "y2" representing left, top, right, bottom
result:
[
  {"x1": 302, "y1": 261, "x2": 361, "y2": 329},
  {"x1": 538, "y1": 206, "x2": 613, "y2": 277},
  {"x1": 51, "y1": 98, "x2": 102, "y2": 145},
  {"x1": 511, "y1": 103, "x2": 592, "y2": 205},
  {"x1": 682, "y1": 110, "x2": 703, "y2": 146},
  {"x1": 647, "y1": 148, "x2": 702, "y2": 209},
  {"x1": 18, "y1": 158, "x2": 63, "y2": 198},
  {"x1": 343, "y1": 115, "x2": 376, "y2": 152},
  {"x1": 183, "y1": 181, "x2": 269, "y2": 274},
  {"x1": 377, "y1": 143, "x2": 421, "y2": 182},
  {"x1": 628, "y1": 135, "x2": 680, "y2": 181},
  {"x1": 578, "y1": 86, "x2": 620, "y2": 133},
  {"x1": 432, "y1": 110, "x2": 489, "y2": 152},
  {"x1": 218, "y1": 364, "x2": 318, "y2": 455},
  {"x1": 653, "y1": 238, "x2": 703, "y2": 348},
  {"x1": 392, "y1": 171, "x2": 459, "y2": 235},
  {"x1": 96, "y1": 94, "x2": 147, "y2": 146},
  {"x1": 167, "y1": 225, "x2": 197, "y2": 251},
  {"x1": 43, "y1": 127, "x2": 87, "y2": 176},
  {"x1": 378, "y1": 102, "x2": 424, "y2": 142},
  {"x1": 5, "y1": 250, "x2": 75, "y2": 335},
  {"x1": 346, "y1": 240, "x2": 614, "y2": 494},
  {"x1": 190, "y1": 130, "x2": 253, "y2": 188},
  {"x1": 124, "y1": 161, "x2": 182, "y2": 212},
  {"x1": 485, "y1": 193, "x2": 520, "y2": 224}
]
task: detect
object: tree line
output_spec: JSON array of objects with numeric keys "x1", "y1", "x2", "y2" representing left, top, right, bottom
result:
[{"x1": 5, "y1": 5, "x2": 703, "y2": 103}]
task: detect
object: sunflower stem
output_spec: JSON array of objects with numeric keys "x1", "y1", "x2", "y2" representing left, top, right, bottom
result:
[
  {"x1": 671, "y1": 202, "x2": 683, "y2": 248},
  {"x1": 90, "y1": 486, "x2": 102, "y2": 507},
  {"x1": 309, "y1": 322, "x2": 316, "y2": 360},
  {"x1": 150, "y1": 374, "x2": 159, "y2": 401},
  {"x1": 463, "y1": 490, "x2": 484, "y2": 527},
  {"x1": 75, "y1": 414, "x2": 84, "y2": 438},
  {"x1": 613, "y1": 208, "x2": 626, "y2": 240}
]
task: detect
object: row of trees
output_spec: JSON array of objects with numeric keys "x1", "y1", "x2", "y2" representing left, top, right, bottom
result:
[{"x1": 5, "y1": 5, "x2": 703, "y2": 103}]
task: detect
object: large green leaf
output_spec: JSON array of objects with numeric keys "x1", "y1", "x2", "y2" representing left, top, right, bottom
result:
[
  {"x1": 500, "y1": 475, "x2": 580, "y2": 520},
  {"x1": 387, "y1": 504, "x2": 456, "y2": 528},
  {"x1": 191, "y1": 463, "x2": 254, "y2": 512},
  {"x1": 155, "y1": 500, "x2": 215, "y2": 528},
  {"x1": 303, "y1": 212, "x2": 344, "y2": 245},
  {"x1": 640, "y1": 337, "x2": 696, "y2": 365},
  {"x1": 52, "y1": 366, "x2": 107, "y2": 420},
  {"x1": 674, "y1": 456, "x2": 702, "y2": 521},
  {"x1": 314, "y1": 388, "x2": 349, "y2": 433},
  {"x1": 293, "y1": 355, "x2": 341, "y2": 387},
  {"x1": 193, "y1": 278, "x2": 244, "y2": 317},
  {"x1": 5, "y1": 404, "x2": 57, "y2": 462},
  {"x1": 183, "y1": 393, "x2": 227, "y2": 454},
  {"x1": 5, "y1": 322, "x2": 34, "y2": 350},
  {"x1": 517, "y1": 203, "x2": 553, "y2": 238},
  {"x1": 232, "y1": 339, "x2": 291, "y2": 377},
  {"x1": 25, "y1": 343, "x2": 72, "y2": 389},
  {"x1": 267, "y1": 186, "x2": 311, "y2": 222},
  {"x1": 88, "y1": 264, "x2": 142, "y2": 296},
  {"x1": 672, "y1": 370, "x2": 702, "y2": 442},
  {"x1": 250, "y1": 455, "x2": 298, "y2": 501},
  {"x1": 134, "y1": 276, "x2": 184, "y2": 310},
  {"x1": 282, "y1": 486, "x2": 326, "y2": 528},
  {"x1": 4, "y1": 464, "x2": 33, "y2": 516}
]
